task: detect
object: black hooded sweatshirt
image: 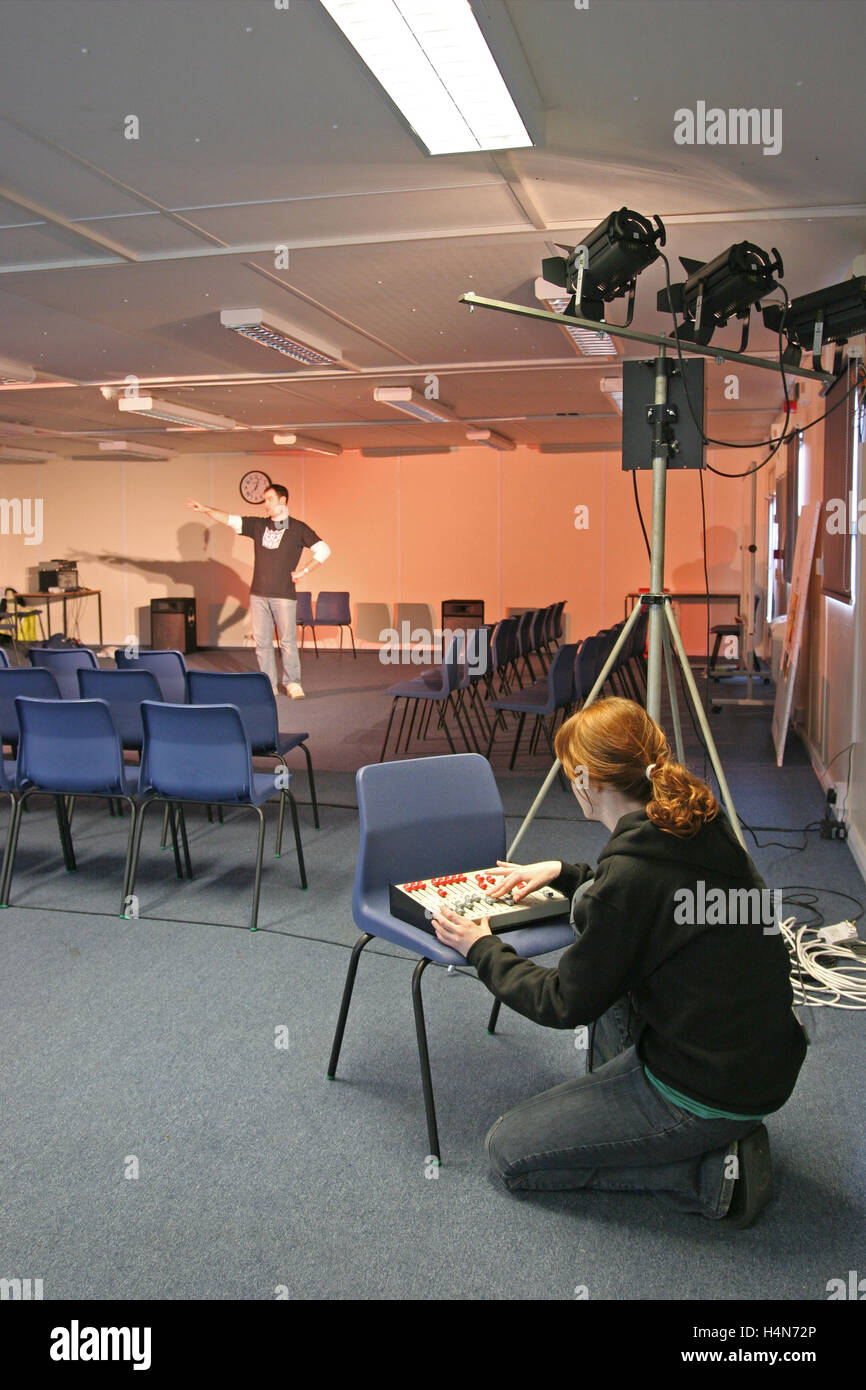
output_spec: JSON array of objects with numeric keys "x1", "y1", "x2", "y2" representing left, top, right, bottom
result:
[{"x1": 466, "y1": 809, "x2": 807, "y2": 1115}]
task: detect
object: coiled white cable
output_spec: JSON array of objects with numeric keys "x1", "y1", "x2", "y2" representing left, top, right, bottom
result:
[{"x1": 778, "y1": 917, "x2": 866, "y2": 1010}]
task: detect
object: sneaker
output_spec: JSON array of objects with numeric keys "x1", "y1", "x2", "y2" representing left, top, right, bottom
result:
[
  {"x1": 722, "y1": 1124, "x2": 773, "y2": 1228},
  {"x1": 285, "y1": 682, "x2": 305, "y2": 699}
]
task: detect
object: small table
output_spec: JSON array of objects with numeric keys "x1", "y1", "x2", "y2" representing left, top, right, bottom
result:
[{"x1": 16, "y1": 589, "x2": 103, "y2": 646}]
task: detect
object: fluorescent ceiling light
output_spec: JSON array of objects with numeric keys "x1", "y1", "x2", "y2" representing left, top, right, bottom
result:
[
  {"x1": 93, "y1": 441, "x2": 174, "y2": 460},
  {"x1": 465, "y1": 427, "x2": 516, "y2": 451},
  {"x1": 534, "y1": 278, "x2": 617, "y2": 356},
  {"x1": 0, "y1": 446, "x2": 58, "y2": 461},
  {"x1": 374, "y1": 385, "x2": 457, "y2": 423},
  {"x1": 118, "y1": 396, "x2": 238, "y2": 431},
  {"x1": 318, "y1": 0, "x2": 532, "y2": 155},
  {"x1": 0, "y1": 357, "x2": 36, "y2": 384},
  {"x1": 272, "y1": 432, "x2": 343, "y2": 456},
  {"x1": 600, "y1": 376, "x2": 624, "y2": 413},
  {"x1": 220, "y1": 309, "x2": 344, "y2": 368},
  {"x1": 362, "y1": 446, "x2": 458, "y2": 456}
]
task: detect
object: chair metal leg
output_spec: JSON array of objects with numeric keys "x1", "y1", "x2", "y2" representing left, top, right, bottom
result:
[
  {"x1": 286, "y1": 792, "x2": 307, "y2": 888},
  {"x1": 379, "y1": 697, "x2": 399, "y2": 761},
  {"x1": 487, "y1": 998, "x2": 502, "y2": 1035},
  {"x1": 299, "y1": 742, "x2": 320, "y2": 829},
  {"x1": 485, "y1": 710, "x2": 503, "y2": 759},
  {"x1": 126, "y1": 797, "x2": 155, "y2": 910},
  {"x1": 326, "y1": 932, "x2": 374, "y2": 1078},
  {"x1": 56, "y1": 796, "x2": 77, "y2": 872},
  {"x1": 508, "y1": 712, "x2": 527, "y2": 770},
  {"x1": 160, "y1": 803, "x2": 170, "y2": 849},
  {"x1": 249, "y1": 804, "x2": 267, "y2": 931},
  {"x1": 402, "y1": 699, "x2": 421, "y2": 752},
  {"x1": 176, "y1": 804, "x2": 193, "y2": 879},
  {"x1": 348, "y1": 625, "x2": 356, "y2": 659},
  {"x1": 394, "y1": 697, "x2": 411, "y2": 753},
  {"x1": 166, "y1": 804, "x2": 184, "y2": 880},
  {"x1": 411, "y1": 957, "x2": 441, "y2": 1163},
  {"x1": 119, "y1": 798, "x2": 138, "y2": 914},
  {"x1": 0, "y1": 796, "x2": 23, "y2": 906}
]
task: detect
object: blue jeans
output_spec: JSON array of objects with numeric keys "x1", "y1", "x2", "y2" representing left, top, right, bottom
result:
[
  {"x1": 250, "y1": 595, "x2": 300, "y2": 688},
  {"x1": 485, "y1": 999, "x2": 761, "y2": 1218}
]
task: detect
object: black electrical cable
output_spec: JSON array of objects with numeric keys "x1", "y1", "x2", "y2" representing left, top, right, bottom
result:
[
  {"x1": 632, "y1": 470, "x2": 651, "y2": 559},
  {"x1": 738, "y1": 816, "x2": 823, "y2": 852},
  {"x1": 778, "y1": 886, "x2": 865, "y2": 926}
]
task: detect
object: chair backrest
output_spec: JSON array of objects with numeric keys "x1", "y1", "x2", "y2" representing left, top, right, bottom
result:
[
  {"x1": 187, "y1": 670, "x2": 278, "y2": 752},
  {"x1": 314, "y1": 591, "x2": 351, "y2": 625},
  {"x1": 353, "y1": 755, "x2": 505, "y2": 915},
  {"x1": 78, "y1": 668, "x2": 163, "y2": 749},
  {"x1": 529, "y1": 607, "x2": 547, "y2": 651},
  {"x1": 515, "y1": 610, "x2": 534, "y2": 656},
  {"x1": 295, "y1": 592, "x2": 314, "y2": 625},
  {"x1": 547, "y1": 642, "x2": 579, "y2": 707},
  {"x1": 552, "y1": 600, "x2": 566, "y2": 642},
  {"x1": 115, "y1": 649, "x2": 188, "y2": 703},
  {"x1": 15, "y1": 697, "x2": 127, "y2": 794},
  {"x1": 0, "y1": 667, "x2": 61, "y2": 745},
  {"x1": 28, "y1": 646, "x2": 98, "y2": 698},
  {"x1": 495, "y1": 616, "x2": 519, "y2": 669},
  {"x1": 0, "y1": 648, "x2": 10, "y2": 669},
  {"x1": 140, "y1": 702, "x2": 254, "y2": 803},
  {"x1": 574, "y1": 635, "x2": 604, "y2": 703}
]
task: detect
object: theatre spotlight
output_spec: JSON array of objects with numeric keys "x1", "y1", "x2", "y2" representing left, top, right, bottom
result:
[
  {"x1": 542, "y1": 208, "x2": 665, "y2": 327},
  {"x1": 658, "y1": 241, "x2": 784, "y2": 352},
  {"x1": 763, "y1": 276, "x2": 866, "y2": 371}
]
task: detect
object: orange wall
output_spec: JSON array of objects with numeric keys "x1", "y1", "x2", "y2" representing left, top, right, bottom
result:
[{"x1": 0, "y1": 446, "x2": 745, "y2": 653}]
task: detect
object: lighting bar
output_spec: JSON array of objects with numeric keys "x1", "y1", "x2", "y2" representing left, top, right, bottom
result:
[
  {"x1": 534, "y1": 278, "x2": 617, "y2": 356},
  {"x1": 0, "y1": 446, "x2": 58, "y2": 461},
  {"x1": 600, "y1": 376, "x2": 624, "y2": 413},
  {"x1": 118, "y1": 396, "x2": 238, "y2": 431},
  {"x1": 272, "y1": 433, "x2": 343, "y2": 456},
  {"x1": 373, "y1": 385, "x2": 457, "y2": 423},
  {"x1": 96, "y1": 440, "x2": 173, "y2": 460},
  {"x1": 318, "y1": 0, "x2": 532, "y2": 155},
  {"x1": 465, "y1": 427, "x2": 516, "y2": 451},
  {"x1": 361, "y1": 446, "x2": 458, "y2": 457},
  {"x1": 220, "y1": 309, "x2": 343, "y2": 368}
]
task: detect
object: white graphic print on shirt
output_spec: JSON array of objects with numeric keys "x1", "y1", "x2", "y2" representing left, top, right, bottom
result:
[{"x1": 263, "y1": 527, "x2": 285, "y2": 549}]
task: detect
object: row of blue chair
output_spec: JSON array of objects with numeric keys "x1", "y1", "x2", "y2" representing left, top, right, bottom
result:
[
  {"x1": 13, "y1": 648, "x2": 318, "y2": 828},
  {"x1": 378, "y1": 603, "x2": 566, "y2": 760},
  {"x1": 0, "y1": 692, "x2": 307, "y2": 929}
]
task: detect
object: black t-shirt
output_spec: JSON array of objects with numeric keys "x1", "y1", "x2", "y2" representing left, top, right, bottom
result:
[{"x1": 240, "y1": 515, "x2": 321, "y2": 598}]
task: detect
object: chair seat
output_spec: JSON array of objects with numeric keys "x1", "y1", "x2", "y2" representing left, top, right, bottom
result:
[
  {"x1": 385, "y1": 675, "x2": 446, "y2": 698},
  {"x1": 357, "y1": 887, "x2": 572, "y2": 965},
  {"x1": 489, "y1": 686, "x2": 554, "y2": 714},
  {"x1": 272, "y1": 732, "x2": 310, "y2": 755},
  {"x1": 142, "y1": 769, "x2": 290, "y2": 807},
  {"x1": 19, "y1": 764, "x2": 140, "y2": 798}
]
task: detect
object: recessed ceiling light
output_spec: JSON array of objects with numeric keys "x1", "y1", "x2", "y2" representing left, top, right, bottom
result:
[
  {"x1": 318, "y1": 0, "x2": 533, "y2": 156},
  {"x1": 534, "y1": 278, "x2": 618, "y2": 357},
  {"x1": 0, "y1": 446, "x2": 59, "y2": 461},
  {"x1": 118, "y1": 397, "x2": 238, "y2": 430},
  {"x1": 465, "y1": 428, "x2": 516, "y2": 451},
  {"x1": 373, "y1": 385, "x2": 456, "y2": 424},
  {"x1": 220, "y1": 308, "x2": 344, "y2": 367},
  {"x1": 600, "y1": 376, "x2": 624, "y2": 413},
  {"x1": 272, "y1": 433, "x2": 342, "y2": 456},
  {"x1": 96, "y1": 440, "x2": 173, "y2": 460},
  {"x1": 0, "y1": 357, "x2": 36, "y2": 384}
]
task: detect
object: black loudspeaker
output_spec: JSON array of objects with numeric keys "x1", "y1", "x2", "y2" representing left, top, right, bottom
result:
[
  {"x1": 441, "y1": 599, "x2": 484, "y2": 630},
  {"x1": 150, "y1": 597, "x2": 197, "y2": 653}
]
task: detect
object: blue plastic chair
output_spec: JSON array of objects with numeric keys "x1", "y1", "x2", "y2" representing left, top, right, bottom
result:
[
  {"x1": 0, "y1": 667, "x2": 61, "y2": 751},
  {"x1": 295, "y1": 593, "x2": 317, "y2": 656},
  {"x1": 78, "y1": 668, "x2": 163, "y2": 751},
  {"x1": 128, "y1": 702, "x2": 307, "y2": 931},
  {"x1": 0, "y1": 648, "x2": 9, "y2": 669},
  {"x1": 379, "y1": 633, "x2": 473, "y2": 760},
  {"x1": 187, "y1": 670, "x2": 319, "y2": 829},
  {"x1": 486, "y1": 643, "x2": 579, "y2": 768},
  {"x1": 1, "y1": 698, "x2": 139, "y2": 913},
  {"x1": 0, "y1": 739, "x2": 19, "y2": 907},
  {"x1": 115, "y1": 649, "x2": 188, "y2": 704},
  {"x1": 28, "y1": 646, "x2": 98, "y2": 699},
  {"x1": 314, "y1": 591, "x2": 356, "y2": 658},
  {"x1": 326, "y1": 754, "x2": 575, "y2": 1159}
]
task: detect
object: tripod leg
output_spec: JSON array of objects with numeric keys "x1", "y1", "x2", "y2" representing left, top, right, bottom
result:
[
  {"x1": 661, "y1": 615, "x2": 686, "y2": 765},
  {"x1": 663, "y1": 602, "x2": 746, "y2": 849}
]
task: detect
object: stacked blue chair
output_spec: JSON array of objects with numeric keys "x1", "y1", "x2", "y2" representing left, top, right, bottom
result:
[
  {"x1": 295, "y1": 593, "x2": 317, "y2": 656},
  {"x1": 28, "y1": 646, "x2": 98, "y2": 699},
  {"x1": 326, "y1": 754, "x2": 575, "y2": 1160},
  {"x1": 486, "y1": 642, "x2": 579, "y2": 768},
  {"x1": 379, "y1": 633, "x2": 473, "y2": 761},
  {"x1": 128, "y1": 702, "x2": 307, "y2": 931},
  {"x1": 314, "y1": 591, "x2": 356, "y2": 658},
  {"x1": 1, "y1": 698, "x2": 139, "y2": 913},
  {"x1": 115, "y1": 649, "x2": 188, "y2": 704},
  {"x1": 187, "y1": 670, "x2": 319, "y2": 829}
]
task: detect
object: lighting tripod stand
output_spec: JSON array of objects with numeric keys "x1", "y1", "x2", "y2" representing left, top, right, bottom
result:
[
  {"x1": 505, "y1": 345, "x2": 750, "y2": 855},
  {"x1": 457, "y1": 290, "x2": 832, "y2": 859}
]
